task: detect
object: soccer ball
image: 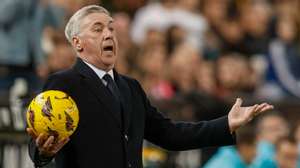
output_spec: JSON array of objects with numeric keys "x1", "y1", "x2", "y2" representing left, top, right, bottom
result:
[{"x1": 26, "y1": 90, "x2": 79, "y2": 140}]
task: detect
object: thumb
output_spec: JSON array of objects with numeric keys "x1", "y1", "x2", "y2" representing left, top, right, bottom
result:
[
  {"x1": 233, "y1": 98, "x2": 243, "y2": 108},
  {"x1": 26, "y1": 128, "x2": 37, "y2": 139}
]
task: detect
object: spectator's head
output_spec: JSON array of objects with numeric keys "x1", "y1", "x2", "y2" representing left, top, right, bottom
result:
[
  {"x1": 274, "y1": 0, "x2": 298, "y2": 19},
  {"x1": 275, "y1": 136, "x2": 298, "y2": 168},
  {"x1": 137, "y1": 46, "x2": 166, "y2": 76},
  {"x1": 65, "y1": 5, "x2": 118, "y2": 71},
  {"x1": 239, "y1": 1, "x2": 271, "y2": 37},
  {"x1": 276, "y1": 16, "x2": 299, "y2": 43},
  {"x1": 202, "y1": 0, "x2": 228, "y2": 25},
  {"x1": 256, "y1": 112, "x2": 289, "y2": 144},
  {"x1": 113, "y1": 12, "x2": 131, "y2": 47},
  {"x1": 219, "y1": 20, "x2": 244, "y2": 45},
  {"x1": 168, "y1": 43, "x2": 201, "y2": 92},
  {"x1": 195, "y1": 61, "x2": 217, "y2": 95},
  {"x1": 47, "y1": 31, "x2": 76, "y2": 73},
  {"x1": 216, "y1": 53, "x2": 253, "y2": 92},
  {"x1": 236, "y1": 125, "x2": 257, "y2": 164},
  {"x1": 144, "y1": 28, "x2": 166, "y2": 48},
  {"x1": 134, "y1": 45, "x2": 167, "y2": 93}
]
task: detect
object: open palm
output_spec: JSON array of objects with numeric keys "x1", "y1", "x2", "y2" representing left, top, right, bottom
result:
[{"x1": 228, "y1": 98, "x2": 274, "y2": 133}]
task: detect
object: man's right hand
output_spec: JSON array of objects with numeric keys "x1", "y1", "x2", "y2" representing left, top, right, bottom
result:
[{"x1": 27, "y1": 128, "x2": 70, "y2": 157}]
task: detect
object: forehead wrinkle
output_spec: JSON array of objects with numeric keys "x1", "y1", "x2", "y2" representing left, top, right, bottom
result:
[
  {"x1": 80, "y1": 13, "x2": 113, "y2": 30},
  {"x1": 86, "y1": 20, "x2": 114, "y2": 30}
]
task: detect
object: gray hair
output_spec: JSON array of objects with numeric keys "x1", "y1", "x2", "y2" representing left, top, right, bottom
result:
[{"x1": 65, "y1": 5, "x2": 110, "y2": 43}]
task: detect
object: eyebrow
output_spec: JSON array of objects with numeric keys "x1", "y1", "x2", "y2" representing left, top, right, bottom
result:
[
  {"x1": 91, "y1": 22, "x2": 104, "y2": 28},
  {"x1": 91, "y1": 20, "x2": 114, "y2": 27}
]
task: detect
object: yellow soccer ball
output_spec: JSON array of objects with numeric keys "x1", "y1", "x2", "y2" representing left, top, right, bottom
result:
[{"x1": 26, "y1": 90, "x2": 79, "y2": 140}]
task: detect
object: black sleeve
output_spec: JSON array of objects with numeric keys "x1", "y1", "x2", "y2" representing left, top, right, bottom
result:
[
  {"x1": 134, "y1": 80, "x2": 236, "y2": 151},
  {"x1": 28, "y1": 73, "x2": 71, "y2": 167},
  {"x1": 28, "y1": 139, "x2": 54, "y2": 168}
]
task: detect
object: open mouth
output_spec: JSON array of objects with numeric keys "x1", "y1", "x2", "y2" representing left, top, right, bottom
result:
[{"x1": 103, "y1": 45, "x2": 114, "y2": 52}]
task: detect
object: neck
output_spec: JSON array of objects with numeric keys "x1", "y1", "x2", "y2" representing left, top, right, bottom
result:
[{"x1": 78, "y1": 56, "x2": 114, "y2": 72}]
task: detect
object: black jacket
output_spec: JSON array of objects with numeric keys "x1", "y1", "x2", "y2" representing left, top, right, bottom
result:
[{"x1": 29, "y1": 58, "x2": 235, "y2": 168}]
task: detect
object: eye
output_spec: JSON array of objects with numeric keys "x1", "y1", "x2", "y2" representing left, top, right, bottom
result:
[
  {"x1": 109, "y1": 26, "x2": 114, "y2": 32},
  {"x1": 94, "y1": 27, "x2": 102, "y2": 32}
]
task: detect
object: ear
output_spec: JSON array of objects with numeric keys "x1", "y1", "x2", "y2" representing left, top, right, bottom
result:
[{"x1": 72, "y1": 36, "x2": 83, "y2": 52}]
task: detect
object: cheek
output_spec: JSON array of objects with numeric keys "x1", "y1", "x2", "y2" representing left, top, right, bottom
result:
[{"x1": 85, "y1": 38, "x2": 102, "y2": 50}]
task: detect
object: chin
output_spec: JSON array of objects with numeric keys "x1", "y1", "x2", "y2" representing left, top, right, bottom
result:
[{"x1": 103, "y1": 59, "x2": 116, "y2": 68}]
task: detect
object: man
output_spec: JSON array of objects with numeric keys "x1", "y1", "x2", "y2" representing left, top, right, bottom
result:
[
  {"x1": 251, "y1": 113, "x2": 289, "y2": 167},
  {"x1": 27, "y1": 5, "x2": 273, "y2": 168},
  {"x1": 0, "y1": 0, "x2": 65, "y2": 92},
  {"x1": 203, "y1": 125, "x2": 257, "y2": 168},
  {"x1": 275, "y1": 137, "x2": 299, "y2": 168},
  {"x1": 257, "y1": 136, "x2": 299, "y2": 168}
]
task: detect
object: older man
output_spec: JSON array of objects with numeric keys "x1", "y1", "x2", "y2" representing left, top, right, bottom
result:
[{"x1": 27, "y1": 5, "x2": 273, "y2": 168}]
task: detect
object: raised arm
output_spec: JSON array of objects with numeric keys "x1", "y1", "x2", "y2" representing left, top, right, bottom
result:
[{"x1": 138, "y1": 80, "x2": 273, "y2": 151}]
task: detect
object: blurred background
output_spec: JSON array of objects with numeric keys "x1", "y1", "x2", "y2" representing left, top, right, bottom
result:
[{"x1": 0, "y1": 0, "x2": 300, "y2": 167}]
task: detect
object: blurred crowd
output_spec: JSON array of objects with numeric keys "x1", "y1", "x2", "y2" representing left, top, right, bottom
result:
[
  {"x1": 203, "y1": 112, "x2": 300, "y2": 168},
  {"x1": 0, "y1": 0, "x2": 300, "y2": 167}
]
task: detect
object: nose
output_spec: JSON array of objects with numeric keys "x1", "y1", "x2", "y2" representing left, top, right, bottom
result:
[{"x1": 103, "y1": 27, "x2": 113, "y2": 40}]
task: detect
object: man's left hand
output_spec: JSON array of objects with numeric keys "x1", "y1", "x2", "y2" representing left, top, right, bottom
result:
[{"x1": 228, "y1": 98, "x2": 274, "y2": 133}]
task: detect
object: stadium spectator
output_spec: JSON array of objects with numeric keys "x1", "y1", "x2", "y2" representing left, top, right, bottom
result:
[
  {"x1": 130, "y1": 0, "x2": 177, "y2": 45},
  {"x1": 0, "y1": 0, "x2": 64, "y2": 93},
  {"x1": 131, "y1": 0, "x2": 207, "y2": 50},
  {"x1": 275, "y1": 136, "x2": 299, "y2": 168},
  {"x1": 203, "y1": 125, "x2": 257, "y2": 168},
  {"x1": 215, "y1": 53, "x2": 258, "y2": 98},
  {"x1": 46, "y1": 30, "x2": 76, "y2": 75},
  {"x1": 112, "y1": 12, "x2": 134, "y2": 75},
  {"x1": 194, "y1": 61, "x2": 217, "y2": 96},
  {"x1": 262, "y1": 15, "x2": 300, "y2": 100},
  {"x1": 259, "y1": 136, "x2": 299, "y2": 168},
  {"x1": 252, "y1": 112, "x2": 289, "y2": 167},
  {"x1": 238, "y1": 1, "x2": 272, "y2": 56},
  {"x1": 168, "y1": 43, "x2": 201, "y2": 93}
]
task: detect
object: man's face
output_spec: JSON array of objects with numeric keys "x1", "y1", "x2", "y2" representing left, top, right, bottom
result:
[
  {"x1": 276, "y1": 141, "x2": 298, "y2": 168},
  {"x1": 258, "y1": 116, "x2": 289, "y2": 144},
  {"x1": 74, "y1": 12, "x2": 118, "y2": 71}
]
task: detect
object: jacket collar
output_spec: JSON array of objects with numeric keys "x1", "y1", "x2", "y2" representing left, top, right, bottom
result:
[{"x1": 73, "y1": 58, "x2": 132, "y2": 132}]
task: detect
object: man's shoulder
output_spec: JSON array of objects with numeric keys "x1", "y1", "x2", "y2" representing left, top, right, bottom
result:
[
  {"x1": 44, "y1": 68, "x2": 79, "y2": 91},
  {"x1": 119, "y1": 74, "x2": 135, "y2": 82},
  {"x1": 118, "y1": 74, "x2": 141, "y2": 88},
  {"x1": 48, "y1": 68, "x2": 78, "y2": 81}
]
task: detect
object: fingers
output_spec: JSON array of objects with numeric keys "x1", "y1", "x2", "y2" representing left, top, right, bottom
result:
[
  {"x1": 26, "y1": 128, "x2": 37, "y2": 139},
  {"x1": 233, "y1": 98, "x2": 243, "y2": 108},
  {"x1": 247, "y1": 104, "x2": 258, "y2": 119},
  {"x1": 43, "y1": 136, "x2": 55, "y2": 150},
  {"x1": 38, "y1": 136, "x2": 70, "y2": 157},
  {"x1": 258, "y1": 104, "x2": 274, "y2": 113},
  {"x1": 53, "y1": 138, "x2": 70, "y2": 153},
  {"x1": 39, "y1": 136, "x2": 54, "y2": 156},
  {"x1": 256, "y1": 103, "x2": 268, "y2": 112},
  {"x1": 253, "y1": 103, "x2": 274, "y2": 116},
  {"x1": 36, "y1": 133, "x2": 48, "y2": 147},
  {"x1": 253, "y1": 104, "x2": 259, "y2": 112}
]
